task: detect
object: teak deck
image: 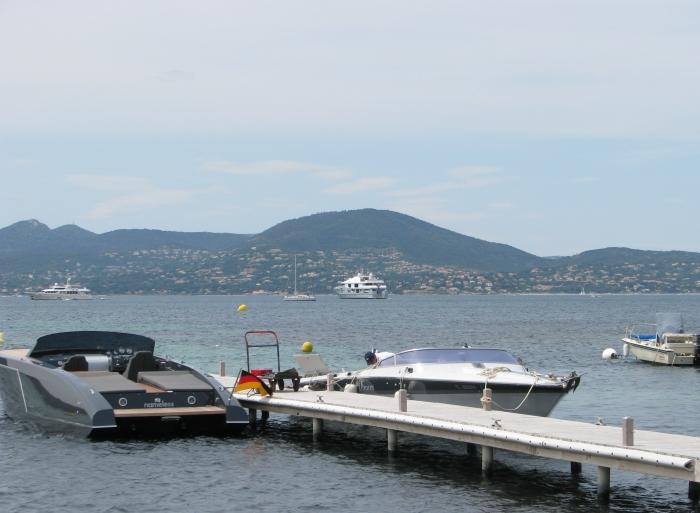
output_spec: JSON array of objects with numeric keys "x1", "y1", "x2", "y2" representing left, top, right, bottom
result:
[{"x1": 113, "y1": 406, "x2": 225, "y2": 417}]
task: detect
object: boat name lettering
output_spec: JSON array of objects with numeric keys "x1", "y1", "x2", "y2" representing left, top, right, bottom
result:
[{"x1": 143, "y1": 401, "x2": 175, "y2": 408}]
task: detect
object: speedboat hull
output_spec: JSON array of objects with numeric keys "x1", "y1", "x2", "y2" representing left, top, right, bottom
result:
[{"x1": 354, "y1": 376, "x2": 574, "y2": 417}]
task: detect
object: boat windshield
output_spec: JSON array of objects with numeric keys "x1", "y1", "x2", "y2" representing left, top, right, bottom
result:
[{"x1": 377, "y1": 348, "x2": 519, "y2": 367}]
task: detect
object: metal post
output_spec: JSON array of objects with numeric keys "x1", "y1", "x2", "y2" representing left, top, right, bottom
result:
[
  {"x1": 570, "y1": 462, "x2": 582, "y2": 475},
  {"x1": 312, "y1": 418, "x2": 323, "y2": 441},
  {"x1": 395, "y1": 389, "x2": 407, "y2": 412},
  {"x1": 219, "y1": 360, "x2": 225, "y2": 376},
  {"x1": 689, "y1": 481, "x2": 700, "y2": 502},
  {"x1": 622, "y1": 417, "x2": 634, "y2": 446},
  {"x1": 387, "y1": 429, "x2": 398, "y2": 452},
  {"x1": 481, "y1": 387, "x2": 492, "y2": 411},
  {"x1": 248, "y1": 408, "x2": 257, "y2": 426},
  {"x1": 597, "y1": 466, "x2": 611, "y2": 501},
  {"x1": 482, "y1": 446, "x2": 494, "y2": 477},
  {"x1": 326, "y1": 373, "x2": 333, "y2": 391}
]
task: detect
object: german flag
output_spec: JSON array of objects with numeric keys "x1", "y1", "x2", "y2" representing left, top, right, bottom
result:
[{"x1": 234, "y1": 369, "x2": 273, "y2": 397}]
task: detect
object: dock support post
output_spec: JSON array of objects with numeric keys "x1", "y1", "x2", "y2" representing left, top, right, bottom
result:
[
  {"x1": 481, "y1": 387, "x2": 492, "y2": 411},
  {"x1": 570, "y1": 462, "x2": 582, "y2": 475},
  {"x1": 482, "y1": 446, "x2": 494, "y2": 477},
  {"x1": 387, "y1": 429, "x2": 398, "y2": 452},
  {"x1": 395, "y1": 389, "x2": 407, "y2": 412},
  {"x1": 312, "y1": 418, "x2": 323, "y2": 441},
  {"x1": 219, "y1": 360, "x2": 225, "y2": 376},
  {"x1": 689, "y1": 481, "x2": 700, "y2": 502},
  {"x1": 466, "y1": 443, "x2": 477, "y2": 457},
  {"x1": 622, "y1": 417, "x2": 634, "y2": 446},
  {"x1": 597, "y1": 466, "x2": 611, "y2": 501},
  {"x1": 326, "y1": 373, "x2": 333, "y2": 391},
  {"x1": 248, "y1": 408, "x2": 257, "y2": 425}
]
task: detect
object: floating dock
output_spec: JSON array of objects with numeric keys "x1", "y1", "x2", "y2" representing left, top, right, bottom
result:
[{"x1": 212, "y1": 373, "x2": 700, "y2": 503}]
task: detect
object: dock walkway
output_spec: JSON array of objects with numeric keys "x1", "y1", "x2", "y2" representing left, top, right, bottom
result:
[{"x1": 212, "y1": 374, "x2": 700, "y2": 501}]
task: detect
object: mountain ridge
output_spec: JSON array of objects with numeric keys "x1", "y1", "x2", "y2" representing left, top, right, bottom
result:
[{"x1": 2, "y1": 209, "x2": 700, "y2": 294}]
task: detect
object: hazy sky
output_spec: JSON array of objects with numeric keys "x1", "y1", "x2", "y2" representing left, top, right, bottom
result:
[{"x1": 2, "y1": 1, "x2": 699, "y2": 256}]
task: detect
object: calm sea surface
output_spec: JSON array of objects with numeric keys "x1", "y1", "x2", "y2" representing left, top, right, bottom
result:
[{"x1": 2, "y1": 294, "x2": 700, "y2": 513}]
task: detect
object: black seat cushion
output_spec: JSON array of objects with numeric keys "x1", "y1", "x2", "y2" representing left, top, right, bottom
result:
[
  {"x1": 124, "y1": 351, "x2": 158, "y2": 381},
  {"x1": 63, "y1": 355, "x2": 88, "y2": 372}
]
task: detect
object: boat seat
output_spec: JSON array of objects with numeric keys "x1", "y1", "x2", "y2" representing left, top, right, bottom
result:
[
  {"x1": 124, "y1": 351, "x2": 158, "y2": 382},
  {"x1": 63, "y1": 355, "x2": 88, "y2": 372},
  {"x1": 137, "y1": 370, "x2": 212, "y2": 391},
  {"x1": 72, "y1": 371, "x2": 147, "y2": 393}
]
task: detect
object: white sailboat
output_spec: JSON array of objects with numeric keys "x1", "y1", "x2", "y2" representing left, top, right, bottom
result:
[{"x1": 284, "y1": 256, "x2": 316, "y2": 302}]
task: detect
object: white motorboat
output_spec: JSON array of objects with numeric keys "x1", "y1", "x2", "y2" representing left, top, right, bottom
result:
[
  {"x1": 334, "y1": 272, "x2": 388, "y2": 299},
  {"x1": 302, "y1": 347, "x2": 580, "y2": 417},
  {"x1": 284, "y1": 256, "x2": 316, "y2": 302},
  {"x1": 622, "y1": 313, "x2": 699, "y2": 366},
  {"x1": 29, "y1": 278, "x2": 93, "y2": 300}
]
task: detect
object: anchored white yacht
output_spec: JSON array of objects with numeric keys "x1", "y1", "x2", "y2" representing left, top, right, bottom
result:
[
  {"x1": 334, "y1": 272, "x2": 388, "y2": 299},
  {"x1": 29, "y1": 278, "x2": 93, "y2": 300}
]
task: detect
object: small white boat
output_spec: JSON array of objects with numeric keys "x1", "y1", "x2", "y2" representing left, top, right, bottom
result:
[
  {"x1": 29, "y1": 278, "x2": 93, "y2": 300},
  {"x1": 334, "y1": 272, "x2": 388, "y2": 299},
  {"x1": 622, "y1": 313, "x2": 699, "y2": 366},
  {"x1": 284, "y1": 256, "x2": 316, "y2": 302}
]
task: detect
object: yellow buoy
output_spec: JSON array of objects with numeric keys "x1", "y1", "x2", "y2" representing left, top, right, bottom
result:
[
  {"x1": 237, "y1": 304, "x2": 248, "y2": 312},
  {"x1": 0, "y1": 332, "x2": 4, "y2": 344},
  {"x1": 301, "y1": 341, "x2": 313, "y2": 353}
]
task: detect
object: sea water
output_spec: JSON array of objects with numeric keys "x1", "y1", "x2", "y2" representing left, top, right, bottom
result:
[{"x1": 2, "y1": 294, "x2": 700, "y2": 513}]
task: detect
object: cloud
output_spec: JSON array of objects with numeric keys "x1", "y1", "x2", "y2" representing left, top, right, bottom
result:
[
  {"x1": 204, "y1": 160, "x2": 352, "y2": 180},
  {"x1": 324, "y1": 176, "x2": 397, "y2": 194},
  {"x1": 390, "y1": 166, "x2": 503, "y2": 198},
  {"x1": 67, "y1": 174, "x2": 214, "y2": 220},
  {"x1": 67, "y1": 174, "x2": 150, "y2": 192},
  {"x1": 489, "y1": 201, "x2": 513, "y2": 209},
  {"x1": 572, "y1": 176, "x2": 599, "y2": 184},
  {"x1": 85, "y1": 189, "x2": 194, "y2": 220},
  {"x1": 158, "y1": 69, "x2": 195, "y2": 82}
]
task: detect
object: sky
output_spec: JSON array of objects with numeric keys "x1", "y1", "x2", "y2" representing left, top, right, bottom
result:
[{"x1": 1, "y1": 1, "x2": 699, "y2": 256}]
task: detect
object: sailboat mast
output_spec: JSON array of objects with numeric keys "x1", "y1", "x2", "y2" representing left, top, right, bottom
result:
[{"x1": 293, "y1": 255, "x2": 297, "y2": 295}]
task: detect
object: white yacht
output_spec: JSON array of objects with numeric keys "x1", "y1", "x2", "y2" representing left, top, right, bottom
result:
[
  {"x1": 334, "y1": 272, "x2": 388, "y2": 299},
  {"x1": 29, "y1": 278, "x2": 93, "y2": 300},
  {"x1": 284, "y1": 256, "x2": 316, "y2": 302}
]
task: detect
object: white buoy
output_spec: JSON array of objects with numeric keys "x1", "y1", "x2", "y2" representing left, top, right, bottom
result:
[
  {"x1": 602, "y1": 348, "x2": 619, "y2": 360},
  {"x1": 344, "y1": 384, "x2": 358, "y2": 393},
  {"x1": 622, "y1": 343, "x2": 630, "y2": 357}
]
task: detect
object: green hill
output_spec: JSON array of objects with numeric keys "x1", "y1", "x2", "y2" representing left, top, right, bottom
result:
[{"x1": 250, "y1": 209, "x2": 544, "y2": 272}]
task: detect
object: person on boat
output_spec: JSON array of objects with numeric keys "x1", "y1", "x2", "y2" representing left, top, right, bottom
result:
[{"x1": 364, "y1": 350, "x2": 394, "y2": 366}]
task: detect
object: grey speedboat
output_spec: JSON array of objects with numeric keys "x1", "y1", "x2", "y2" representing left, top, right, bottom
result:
[{"x1": 0, "y1": 331, "x2": 248, "y2": 437}]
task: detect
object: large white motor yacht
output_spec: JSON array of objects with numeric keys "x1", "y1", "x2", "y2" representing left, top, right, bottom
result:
[
  {"x1": 334, "y1": 272, "x2": 388, "y2": 299},
  {"x1": 29, "y1": 278, "x2": 93, "y2": 300}
]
